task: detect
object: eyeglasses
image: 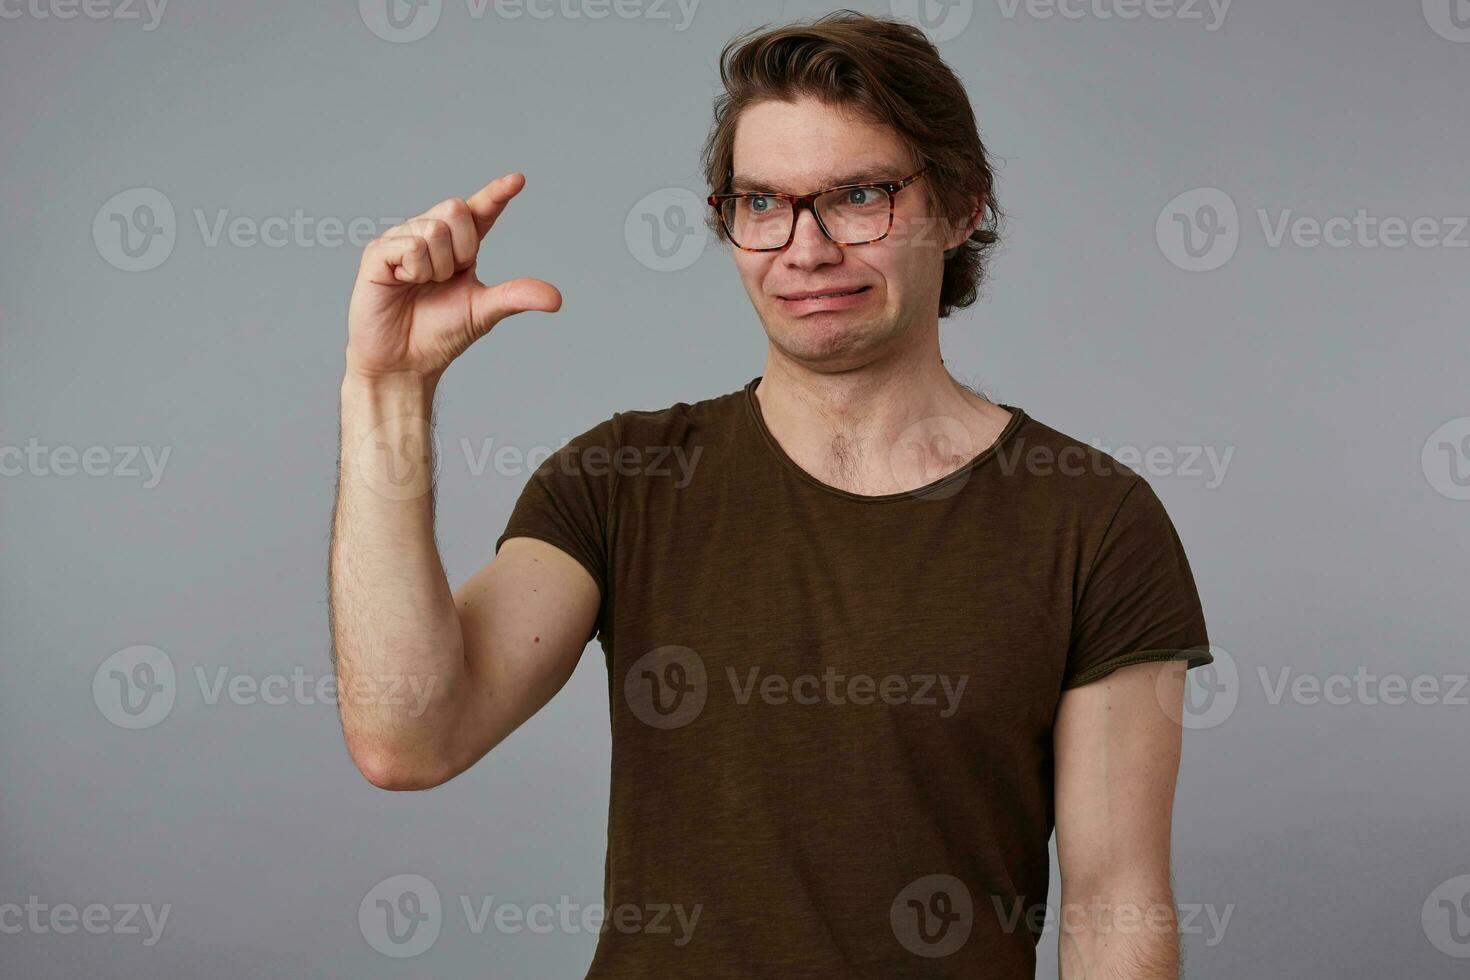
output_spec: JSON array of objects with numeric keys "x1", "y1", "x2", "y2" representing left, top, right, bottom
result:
[{"x1": 708, "y1": 166, "x2": 929, "y2": 251}]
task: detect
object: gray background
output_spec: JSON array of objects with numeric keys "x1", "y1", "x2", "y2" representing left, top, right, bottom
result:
[{"x1": 3, "y1": 0, "x2": 1467, "y2": 976}]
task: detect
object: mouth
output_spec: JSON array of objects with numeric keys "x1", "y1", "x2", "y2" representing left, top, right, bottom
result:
[
  {"x1": 776, "y1": 284, "x2": 873, "y2": 314},
  {"x1": 779, "y1": 285, "x2": 871, "y2": 301}
]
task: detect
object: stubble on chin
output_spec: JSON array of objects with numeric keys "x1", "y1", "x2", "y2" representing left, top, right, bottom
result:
[{"x1": 771, "y1": 307, "x2": 908, "y2": 366}]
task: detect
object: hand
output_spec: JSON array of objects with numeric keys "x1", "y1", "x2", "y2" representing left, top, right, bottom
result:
[{"x1": 345, "y1": 172, "x2": 562, "y2": 383}]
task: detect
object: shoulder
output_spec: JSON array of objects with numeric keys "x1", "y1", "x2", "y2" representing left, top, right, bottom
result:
[
  {"x1": 544, "y1": 384, "x2": 747, "y2": 486},
  {"x1": 598, "y1": 384, "x2": 748, "y2": 448},
  {"x1": 998, "y1": 410, "x2": 1149, "y2": 526}
]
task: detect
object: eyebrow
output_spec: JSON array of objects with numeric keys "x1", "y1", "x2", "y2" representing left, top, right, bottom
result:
[{"x1": 728, "y1": 165, "x2": 910, "y2": 194}]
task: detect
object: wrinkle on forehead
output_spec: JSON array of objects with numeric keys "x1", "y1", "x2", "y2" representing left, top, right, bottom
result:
[{"x1": 730, "y1": 97, "x2": 913, "y2": 195}]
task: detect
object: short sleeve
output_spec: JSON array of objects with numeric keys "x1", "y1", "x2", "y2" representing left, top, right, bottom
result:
[
  {"x1": 1063, "y1": 477, "x2": 1212, "y2": 689},
  {"x1": 494, "y1": 412, "x2": 621, "y2": 644}
]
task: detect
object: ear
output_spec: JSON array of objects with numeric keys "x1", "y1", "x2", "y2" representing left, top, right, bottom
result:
[{"x1": 943, "y1": 193, "x2": 987, "y2": 258}]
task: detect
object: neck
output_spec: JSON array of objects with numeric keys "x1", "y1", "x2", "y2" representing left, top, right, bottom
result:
[{"x1": 754, "y1": 339, "x2": 1013, "y2": 496}]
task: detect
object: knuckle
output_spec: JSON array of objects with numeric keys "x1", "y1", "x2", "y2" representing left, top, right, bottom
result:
[{"x1": 440, "y1": 197, "x2": 472, "y2": 222}]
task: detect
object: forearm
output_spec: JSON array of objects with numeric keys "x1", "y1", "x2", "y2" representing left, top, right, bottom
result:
[
  {"x1": 1057, "y1": 878, "x2": 1180, "y2": 980},
  {"x1": 330, "y1": 371, "x2": 468, "y2": 787}
]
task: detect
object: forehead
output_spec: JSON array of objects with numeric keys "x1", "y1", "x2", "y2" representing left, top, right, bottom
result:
[{"x1": 730, "y1": 97, "x2": 913, "y2": 193}]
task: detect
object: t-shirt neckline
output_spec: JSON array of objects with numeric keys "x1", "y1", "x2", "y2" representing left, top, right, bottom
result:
[{"x1": 742, "y1": 375, "x2": 1028, "y2": 504}]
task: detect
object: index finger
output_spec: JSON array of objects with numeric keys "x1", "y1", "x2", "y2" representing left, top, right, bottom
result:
[{"x1": 466, "y1": 172, "x2": 526, "y2": 239}]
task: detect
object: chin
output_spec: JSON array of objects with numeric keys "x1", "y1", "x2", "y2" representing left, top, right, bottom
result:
[{"x1": 765, "y1": 311, "x2": 882, "y2": 365}]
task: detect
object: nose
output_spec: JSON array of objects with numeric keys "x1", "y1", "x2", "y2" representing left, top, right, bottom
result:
[{"x1": 780, "y1": 205, "x2": 843, "y2": 271}]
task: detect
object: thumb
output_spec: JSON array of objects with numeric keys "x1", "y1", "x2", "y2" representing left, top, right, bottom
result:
[{"x1": 468, "y1": 277, "x2": 563, "y2": 336}]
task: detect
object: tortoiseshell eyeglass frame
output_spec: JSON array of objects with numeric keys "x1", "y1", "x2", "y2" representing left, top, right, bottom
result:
[{"x1": 708, "y1": 165, "x2": 930, "y2": 252}]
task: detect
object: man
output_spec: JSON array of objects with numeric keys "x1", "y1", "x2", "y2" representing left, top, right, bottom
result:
[{"x1": 330, "y1": 12, "x2": 1212, "y2": 977}]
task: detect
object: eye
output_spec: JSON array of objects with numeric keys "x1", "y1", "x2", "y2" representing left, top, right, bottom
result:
[
  {"x1": 845, "y1": 188, "x2": 876, "y2": 206},
  {"x1": 748, "y1": 195, "x2": 772, "y2": 213}
]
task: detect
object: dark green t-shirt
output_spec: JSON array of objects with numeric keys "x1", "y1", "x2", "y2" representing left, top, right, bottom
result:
[{"x1": 495, "y1": 376, "x2": 1211, "y2": 978}]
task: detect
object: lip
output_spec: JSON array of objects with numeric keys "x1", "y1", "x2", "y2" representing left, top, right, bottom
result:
[{"x1": 776, "y1": 284, "x2": 873, "y2": 315}]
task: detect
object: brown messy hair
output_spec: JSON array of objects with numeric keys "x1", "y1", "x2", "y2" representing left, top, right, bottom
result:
[{"x1": 700, "y1": 10, "x2": 1003, "y2": 319}]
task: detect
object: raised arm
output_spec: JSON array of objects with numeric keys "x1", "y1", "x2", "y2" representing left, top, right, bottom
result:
[{"x1": 329, "y1": 173, "x2": 597, "y2": 791}]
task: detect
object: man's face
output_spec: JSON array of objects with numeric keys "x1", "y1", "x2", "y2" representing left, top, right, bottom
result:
[{"x1": 727, "y1": 96, "x2": 966, "y2": 372}]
